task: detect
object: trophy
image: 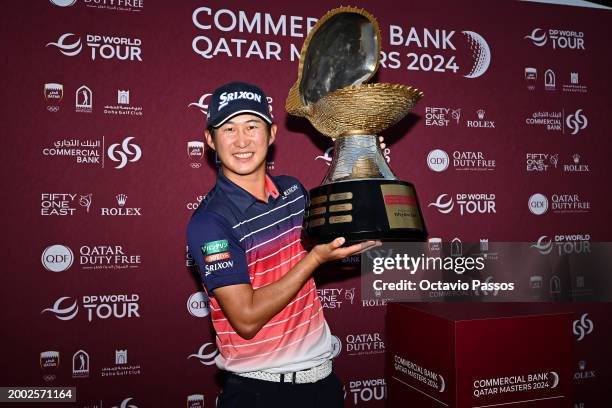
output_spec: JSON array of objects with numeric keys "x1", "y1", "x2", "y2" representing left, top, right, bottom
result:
[{"x1": 286, "y1": 7, "x2": 427, "y2": 243}]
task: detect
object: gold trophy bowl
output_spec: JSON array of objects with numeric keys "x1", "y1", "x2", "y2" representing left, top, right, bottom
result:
[{"x1": 286, "y1": 6, "x2": 427, "y2": 244}]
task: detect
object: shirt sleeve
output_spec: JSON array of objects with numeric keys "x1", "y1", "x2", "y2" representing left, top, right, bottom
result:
[{"x1": 187, "y1": 211, "x2": 250, "y2": 294}]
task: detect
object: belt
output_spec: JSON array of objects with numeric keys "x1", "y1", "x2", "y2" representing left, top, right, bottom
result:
[{"x1": 236, "y1": 360, "x2": 332, "y2": 384}]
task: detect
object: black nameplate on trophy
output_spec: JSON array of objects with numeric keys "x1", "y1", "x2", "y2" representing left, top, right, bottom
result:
[{"x1": 304, "y1": 179, "x2": 427, "y2": 245}]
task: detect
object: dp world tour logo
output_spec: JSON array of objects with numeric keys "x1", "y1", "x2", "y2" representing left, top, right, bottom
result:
[
  {"x1": 46, "y1": 33, "x2": 82, "y2": 56},
  {"x1": 566, "y1": 109, "x2": 588, "y2": 135},
  {"x1": 428, "y1": 194, "x2": 454, "y2": 213},
  {"x1": 188, "y1": 343, "x2": 219, "y2": 365},
  {"x1": 531, "y1": 236, "x2": 553, "y2": 255},
  {"x1": 188, "y1": 93, "x2": 212, "y2": 116},
  {"x1": 573, "y1": 313, "x2": 594, "y2": 341},
  {"x1": 524, "y1": 28, "x2": 548, "y2": 47},
  {"x1": 41, "y1": 297, "x2": 79, "y2": 320},
  {"x1": 107, "y1": 137, "x2": 142, "y2": 169},
  {"x1": 524, "y1": 28, "x2": 585, "y2": 50}
]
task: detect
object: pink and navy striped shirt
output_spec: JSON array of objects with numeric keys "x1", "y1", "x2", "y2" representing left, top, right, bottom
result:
[{"x1": 187, "y1": 171, "x2": 331, "y2": 373}]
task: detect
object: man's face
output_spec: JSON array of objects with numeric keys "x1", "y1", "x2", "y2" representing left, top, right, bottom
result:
[{"x1": 205, "y1": 114, "x2": 276, "y2": 179}]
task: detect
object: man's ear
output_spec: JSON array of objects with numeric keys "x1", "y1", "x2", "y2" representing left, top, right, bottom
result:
[
  {"x1": 205, "y1": 129, "x2": 215, "y2": 151},
  {"x1": 268, "y1": 124, "x2": 277, "y2": 146}
]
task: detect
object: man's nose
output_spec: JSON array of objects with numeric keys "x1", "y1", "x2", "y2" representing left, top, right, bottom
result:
[{"x1": 235, "y1": 127, "x2": 251, "y2": 148}]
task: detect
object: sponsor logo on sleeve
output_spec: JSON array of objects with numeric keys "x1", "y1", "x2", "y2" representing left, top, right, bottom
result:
[{"x1": 201, "y1": 239, "x2": 229, "y2": 255}]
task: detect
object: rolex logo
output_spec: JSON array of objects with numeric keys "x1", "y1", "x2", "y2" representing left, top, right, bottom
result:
[
  {"x1": 573, "y1": 154, "x2": 580, "y2": 164},
  {"x1": 116, "y1": 194, "x2": 127, "y2": 207},
  {"x1": 477, "y1": 109, "x2": 485, "y2": 120}
]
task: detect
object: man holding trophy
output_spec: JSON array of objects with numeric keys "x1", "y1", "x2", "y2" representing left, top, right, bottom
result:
[{"x1": 187, "y1": 6, "x2": 425, "y2": 408}]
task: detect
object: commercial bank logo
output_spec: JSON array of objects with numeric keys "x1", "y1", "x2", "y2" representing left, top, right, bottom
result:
[
  {"x1": 524, "y1": 28, "x2": 585, "y2": 50},
  {"x1": 46, "y1": 32, "x2": 142, "y2": 61},
  {"x1": 107, "y1": 137, "x2": 141, "y2": 169},
  {"x1": 566, "y1": 109, "x2": 588, "y2": 135},
  {"x1": 387, "y1": 26, "x2": 491, "y2": 78},
  {"x1": 188, "y1": 343, "x2": 219, "y2": 366},
  {"x1": 573, "y1": 313, "x2": 593, "y2": 341},
  {"x1": 525, "y1": 108, "x2": 587, "y2": 134}
]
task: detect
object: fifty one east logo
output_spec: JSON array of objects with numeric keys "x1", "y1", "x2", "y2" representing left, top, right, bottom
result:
[
  {"x1": 46, "y1": 32, "x2": 142, "y2": 61},
  {"x1": 42, "y1": 294, "x2": 140, "y2": 322},
  {"x1": 202, "y1": 240, "x2": 233, "y2": 275}
]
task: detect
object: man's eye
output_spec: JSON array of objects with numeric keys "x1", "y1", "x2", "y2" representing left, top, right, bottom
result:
[
  {"x1": 248, "y1": 125, "x2": 258, "y2": 130},
  {"x1": 224, "y1": 127, "x2": 234, "y2": 133}
]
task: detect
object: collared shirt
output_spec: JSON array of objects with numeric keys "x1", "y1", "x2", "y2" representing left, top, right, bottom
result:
[{"x1": 187, "y1": 171, "x2": 332, "y2": 373}]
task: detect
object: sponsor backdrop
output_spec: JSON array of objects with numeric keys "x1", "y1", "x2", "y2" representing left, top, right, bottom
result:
[{"x1": 2, "y1": 0, "x2": 610, "y2": 407}]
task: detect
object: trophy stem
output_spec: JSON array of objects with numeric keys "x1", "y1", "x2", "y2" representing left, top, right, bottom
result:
[{"x1": 322, "y1": 134, "x2": 397, "y2": 185}]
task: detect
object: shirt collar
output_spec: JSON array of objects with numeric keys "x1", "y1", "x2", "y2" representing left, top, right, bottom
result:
[{"x1": 216, "y1": 170, "x2": 280, "y2": 213}]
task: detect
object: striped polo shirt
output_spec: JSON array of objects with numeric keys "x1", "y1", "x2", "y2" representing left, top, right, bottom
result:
[{"x1": 187, "y1": 171, "x2": 332, "y2": 374}]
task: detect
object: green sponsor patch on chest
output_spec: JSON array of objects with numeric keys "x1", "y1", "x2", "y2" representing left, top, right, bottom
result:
[{"x1": 201, "y1": 239, "x2": 229, "y2": 255}]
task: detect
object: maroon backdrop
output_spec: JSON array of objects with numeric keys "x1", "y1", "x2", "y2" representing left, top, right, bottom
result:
[{"x1": 2, "y1": 0, "x2": 611, "y2": 407}]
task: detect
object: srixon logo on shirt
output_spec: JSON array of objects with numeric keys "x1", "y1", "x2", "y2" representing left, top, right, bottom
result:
[
  {"x1": 202, "y1": 239, "x2": 233, "y2": 275},
  {"x1": 282, "y1": 184, "x2": 299, "y2": 199}
]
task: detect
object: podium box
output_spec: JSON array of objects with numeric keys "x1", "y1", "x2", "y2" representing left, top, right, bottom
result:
[{"x1": 386, "y1": 303, "x2": 574, "y2": 408}]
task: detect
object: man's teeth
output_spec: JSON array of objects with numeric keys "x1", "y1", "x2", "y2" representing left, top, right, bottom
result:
[{"x1": 234, "y1": 152, "x2": 254, "y2": 159}]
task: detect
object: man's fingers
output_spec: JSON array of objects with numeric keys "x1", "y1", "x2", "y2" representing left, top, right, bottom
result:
[
  {"x1": 334, "y1": 240, "x2": 378, "y2": 257},
  {"x1": 354, "y1": 240, "x2": 383, "y2": 254},
  {"x1": 329, "y1": 237, "x2": 346, "y2": 249}
]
